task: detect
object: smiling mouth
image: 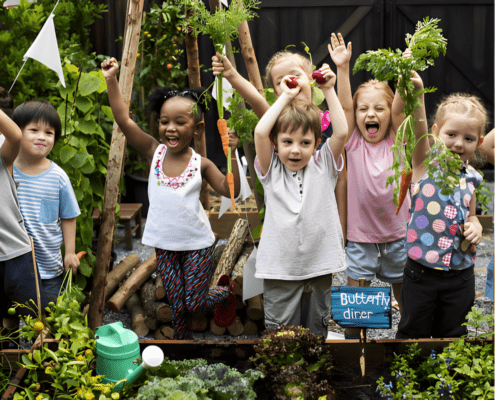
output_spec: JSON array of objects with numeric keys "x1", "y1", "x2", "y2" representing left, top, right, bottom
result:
[
  {"x1": 35, "y1": 144, "x2": 45, "y2": 148},
  {"x1": 167, "y1": 137, "x2": 179, "y2": 146},
  {"x1": 366, "y1": 123, "x2": 379, "y2": 136},
  {"x1": 289, "y1": 158, "x2": 301, "y2": 163}
]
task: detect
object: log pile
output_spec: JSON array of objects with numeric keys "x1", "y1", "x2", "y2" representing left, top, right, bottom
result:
[{"x1": 105, "y1": 218, "x2": 264, "y2": 339}]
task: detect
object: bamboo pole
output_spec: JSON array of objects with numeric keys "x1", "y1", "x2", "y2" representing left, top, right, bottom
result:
[
  {"x1": 88, "y1": 0, "x2": 145, "y2": 331},
  {"x1": 185, "y1": 2, "x2": 209, "y2": 211}
]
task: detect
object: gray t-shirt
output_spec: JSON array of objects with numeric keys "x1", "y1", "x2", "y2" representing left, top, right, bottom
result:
[
  {"x1": 254, "y1": 140, "x2": 347, "y2": 280},
  {"x1": 0, "y1": 154, "x2": 31, "y2": 261}
]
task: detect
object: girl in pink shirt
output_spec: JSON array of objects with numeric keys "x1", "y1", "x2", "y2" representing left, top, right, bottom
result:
[{"x1": 329, "y1": 33, "x2": 410, "y2": 339}]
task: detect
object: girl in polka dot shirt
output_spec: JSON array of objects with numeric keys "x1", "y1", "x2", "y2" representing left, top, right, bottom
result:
[{"x1": 397, "y1": 92, "x2": 488, "y2": 339}]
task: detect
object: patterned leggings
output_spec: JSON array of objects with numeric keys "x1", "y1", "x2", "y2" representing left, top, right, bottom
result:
[{"x1": 156, "y1": 246, "x2": 229, "y2": 339}]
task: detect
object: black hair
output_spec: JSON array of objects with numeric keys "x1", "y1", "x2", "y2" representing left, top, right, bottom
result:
[
  {"x1": 13, "y1": 99, "x2": 62, "y2": 142},
  {"x1": 147, "y1": 86, "x2": 207, "y2": 124}
]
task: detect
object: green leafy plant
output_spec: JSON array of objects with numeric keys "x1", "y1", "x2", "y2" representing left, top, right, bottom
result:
[
  {"x1": 353, "y1": 17, "x2": 453, "y2": 205},
  {"x1": 376, "y1": 308, "x2": 494, "y2": 399},
  {"x1": 49, "y1": 63, "x2": 120, "y2": 288},
  {"x1": 250, "y1": 326, "x2": 335, "y2": 399},
  {"x1": 8, "y1": 271, "x2": 120, "y2": 400}
]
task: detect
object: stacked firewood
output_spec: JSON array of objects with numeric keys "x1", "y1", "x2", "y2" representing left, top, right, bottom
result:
[{"x1": 102, "y1": 218, "x2": 263, "y2": 339}]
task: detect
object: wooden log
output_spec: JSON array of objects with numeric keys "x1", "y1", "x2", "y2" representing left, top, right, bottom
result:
[
  {"x1": 88, "y1": 0, "x2": 145, "y2": 331},
  {"x1": 246, "y1": 294, "x2": 263, "y2": 321},
  {"x1": 155, "y1": 302, "x2": 172, "y2": 324},
  {"x1": 106, "y1": 253, "x2": 157, "y2": 313},
  {"x1": 190, "y1": 313, "x2": 208, "y2": 332},
  {"x1": 210, "y1": 219, "x2": 249, "y2": 287},
  {"x1": 125, "y1": 293, "x2": 149, "y2": 337},
  {"x1": 154, "y1": 325, "x2": 174, "y2": 340},
  {"x1": 105, "y1": 254, "x2": 141, "y2": 299},
  {"x1": 210, "y1": 318, "x2": 226, "y2": 336},
  {"x1": 212, "y1": 244, "x2": 226, "y2": 272},
  {"x1": 231, "y1": 243, "x2": 254, "y2": 281},
  {"x1": 145, "y1": 316, "x2": 158, "y2": 331},
  {"x1": 155, "y1": 275, "x2": 166, "y2": 301},
  {"x1": 233, "y1": 275, "x2": 243, "y2": 297},
  {"x1": 139, "y1": 279, "x2": 156, "y2": 317},
  {"x1": 227, "y1": 316, "x2": 244, "y2": 336},
  {"x1": 242, "y1": 316, "x2": 258, "y2": 336},
  {"x1": 236, "y1": 297, "x2": 246, "y2": 310}
]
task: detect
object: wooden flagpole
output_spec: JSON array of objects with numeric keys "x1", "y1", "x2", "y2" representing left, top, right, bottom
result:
[{"x1": 88, "y1": 0, "x2": 145, "y2": 331}]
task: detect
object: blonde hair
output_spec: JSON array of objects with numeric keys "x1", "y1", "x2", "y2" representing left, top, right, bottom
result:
[
  {"x1": 352, "y1": 79, "x2": 395, "y2": 137},
  {"x1": 433, "y1": 93, "x2": 489, "y2": 138},
  {"x1": 265, "y1": 51, "x2": 313, "y2": 89},
  {"x1": 270, "y1": 100, "x2": 322, "y2": 144}
]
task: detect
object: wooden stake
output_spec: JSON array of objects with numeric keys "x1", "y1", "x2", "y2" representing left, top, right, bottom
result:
[
  {"x1": 88, "y1": 0, "x2": 145, "y2": 331},
  {"x1": 185, "y1": 1, "x2": 209, "y2": 211},
  {"x1": 359, "y1": 277, "x2": 366, "y2": 377},
  {"x1": 29, "y1": 237, "x2": 43, "y2": 349}
]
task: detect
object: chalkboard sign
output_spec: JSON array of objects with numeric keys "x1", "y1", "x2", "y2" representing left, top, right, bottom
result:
[{"x1": 331, "y1": 287, "x2": 392, "y2": 329}]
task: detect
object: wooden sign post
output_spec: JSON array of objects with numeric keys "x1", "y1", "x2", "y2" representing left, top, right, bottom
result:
[{"x1": 331, "y1": 280, "x2": 392, "y2": 376}]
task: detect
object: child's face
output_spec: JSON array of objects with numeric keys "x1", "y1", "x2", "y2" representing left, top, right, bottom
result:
[
  {"x1": 433, "y1": 113, "x2": 481, "y2": 162},
  {"x1": 275, "y1": 127, "x2": 317, "y2": 172},
  {"x1": 270, "y1": 57, "x2": 312, "y2": 103},
  {"x1": 158, "y1": 97, "x2": 199, "y2": 153},
  {"x1": 20, "y1": 121, "x2": 55, "y2": 159},
  {"x1": 355, "y1": 87, "x2": 391, "y2": 144}
]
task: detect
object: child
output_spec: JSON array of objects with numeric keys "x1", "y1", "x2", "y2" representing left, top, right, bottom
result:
[
  {"x1": 212, "y1": 49, "x2": 348, "y2": 243},
  {"x1": 253, "y1": 65, "x2": 348, "y2": 337},
  {"x1": 101, "y1": 57, "x2": 241, "y2": 340},
  {"x1": 0, "y1": 108, "x2": 47, "y2": 333},
  {"x1": 396, "y1": 92, "x2": 487, "y2": 339},
  {"x1": 13, "y1": 100, "x2": 81, "y2": 305},
  {"x1": 328, "y1": 33, "x2": 409, "y2": 339}
]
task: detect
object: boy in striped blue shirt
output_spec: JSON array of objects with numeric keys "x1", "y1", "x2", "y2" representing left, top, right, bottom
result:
[{"x1": 13, "y1": 100, "x2": 80, "y2": 304}]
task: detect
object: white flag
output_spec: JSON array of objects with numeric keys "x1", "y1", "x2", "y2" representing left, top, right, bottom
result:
[{"x1": 23, "y1": 13, "x2": 65, "y2": 87}]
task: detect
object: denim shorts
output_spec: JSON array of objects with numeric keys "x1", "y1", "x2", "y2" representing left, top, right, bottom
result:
[{"x1": 345, "y1": 239, "x2": 407, "y2": 284}]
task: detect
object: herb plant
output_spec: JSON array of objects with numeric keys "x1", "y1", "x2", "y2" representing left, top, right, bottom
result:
[
  {"x1": 250, "y1": 326, "x2": 335, "y2": 399},
  {"x1": 353, "y1": 18, "x2": 454, "y2": 205},
  {"x1": 376, "y1": 308, "x2": 494, "y2": 399}
]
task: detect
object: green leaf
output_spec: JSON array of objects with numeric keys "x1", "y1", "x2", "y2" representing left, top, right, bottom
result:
[
  {"x1": 60, "y1": 145, "x2": 77, "y2": 164},
  {"x1": 80, "y1": 158, "x2": 96, "y2": 174},
  {"x1": 101, "y1": 105, "x2": 114, "y2": 122},
  {"x1": 254, "y1": 176, "x2": 264, "y2": 196},
  {"x1": 33, "y1": 349, "x2": 41, "y2": 364},
  {"x1": 77, "y1": 72, "x2": 101, "y2": 96},
  {"x1": 78, "y1": 261, "x2": 92, "y2": 277},
  {"x1": 22, "y1": 354, "x2": 34, "y2": 366},
  {"x1": 77, "y1": 117, "x2": 97, "y2": 134},
  {"x1": 74, "y1": 96, "x2": 92, "y2": 114},
  {"x1": 251, "y1": 224, "x2": 262, "y2": 240},
  {"x1": 71, "y1": 151, "x2": 88, "y2": 168}
]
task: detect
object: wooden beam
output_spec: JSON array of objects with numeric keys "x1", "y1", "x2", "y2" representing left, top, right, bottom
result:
[
  {"x1": 88, "y1": 0, "x2": 144, "y2": 331},
  {"x1": 313, "y1": 6, "x2": 373, "y2": 66},
  {"x1": 185, "y1": 1, "x2": 209, "y2": 210}
]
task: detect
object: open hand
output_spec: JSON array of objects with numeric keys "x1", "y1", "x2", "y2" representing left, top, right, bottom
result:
[
  {"x1": 328, "y1": 33, "x2": 352, "y2": 67},
  {"x1": 101, "y1": 57, "x2": 119, "y2": 79},
  {"x1": 463, "y1": 222, "x2": 483, "y2": 245},
  {"x1": 64, "y1": 253, "x2": 80, "y2": 275},
  {"x1": 212, "y1": 52, "x2": 234, "y2": 79},
  {"x1": 315, "y1": 63, "x2": 336, "y2": 89}
]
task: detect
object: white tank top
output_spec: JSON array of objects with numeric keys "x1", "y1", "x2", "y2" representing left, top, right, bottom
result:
[{"x1": 141, "y1": 145, "x2": 215, "y2": 251}]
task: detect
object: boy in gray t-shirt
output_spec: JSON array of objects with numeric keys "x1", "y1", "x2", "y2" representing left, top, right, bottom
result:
[
  {"x1": 0, "y1": 108, "x2": 47, "y2": 338},
  {"x1": 253, "y1": 65, "x2": 348, "y2": 337}
]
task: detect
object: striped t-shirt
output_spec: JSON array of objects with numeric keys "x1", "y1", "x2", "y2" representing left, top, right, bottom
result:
[{"x1": 13, "y1": 162, "x2": 80, "y2": 279}]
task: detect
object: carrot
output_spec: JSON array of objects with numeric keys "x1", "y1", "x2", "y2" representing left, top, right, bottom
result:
[
  {"x1": 217, "y1": 119, "x2": 229, "y2": 157},
  {"x1": 226, "y1": 172, "x2": 236, "y2": 211},
  {"x1": 76, "y1": 251, "x2": 87, "y2": 259},
  {"x1": 396, "y1": 169, "x2": 413, "y2": 215}
]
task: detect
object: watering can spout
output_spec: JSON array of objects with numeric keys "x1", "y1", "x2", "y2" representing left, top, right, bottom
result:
[{"x1": 125, "y1": 364, "x2": 144, "y2": 386}]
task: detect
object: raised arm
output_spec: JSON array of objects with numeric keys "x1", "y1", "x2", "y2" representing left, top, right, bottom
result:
[
  {"x1": 410, "y1": 72, "x2": 429, "y2": 180},
  {"x1": 328, "y1": 33, "x2": 354, "y2": 143},
  {"x1": 318, "y1": 64, "x2": 348, "y2": 159},
  {"x1": 478, "y1": 128, "x2": 494, "y2": 165},
  {"x1": 212, "y1": 52, "x2": 270, "y2": 119},
  {"x1": 254, "y1": 78, "x2": 299, "y2": 175},
  {"x1": 101, "y1": 58, "x2": 158, "y2": 162},
  {"x1": 0, "y1": 108, "x2": 22, "y2": 176}
]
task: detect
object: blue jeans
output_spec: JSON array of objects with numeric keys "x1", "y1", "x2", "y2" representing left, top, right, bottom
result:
[{"x1": 41, "y1": 273, "x2": 66, "y2": 305}]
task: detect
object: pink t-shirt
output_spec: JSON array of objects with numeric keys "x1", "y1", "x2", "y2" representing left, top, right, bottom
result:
[{"x1": 345, "y1": 130, "x2": 410, "y2": 243}]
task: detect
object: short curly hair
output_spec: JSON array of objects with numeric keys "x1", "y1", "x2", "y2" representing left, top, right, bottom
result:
[{"x1": 147, "y1": 86, "x2": 205, "y2": 124}]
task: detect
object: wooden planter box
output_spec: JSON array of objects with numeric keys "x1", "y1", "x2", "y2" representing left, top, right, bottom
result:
[{"x1": 2, "y1": 337, "x2": 493, "y2": 399}]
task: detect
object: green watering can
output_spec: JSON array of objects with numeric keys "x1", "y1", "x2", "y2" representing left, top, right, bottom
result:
[{"x1": 95, "y1": 322, "x2": 164, "y2": 392}]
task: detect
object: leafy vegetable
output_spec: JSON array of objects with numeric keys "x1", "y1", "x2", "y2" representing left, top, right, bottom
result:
[
  {"x1": 226, "y1": 89, "x2": 260, "y2": 147},
  {"x1": 353, "y1": 17, "x2": 453, "y2": 205}
]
